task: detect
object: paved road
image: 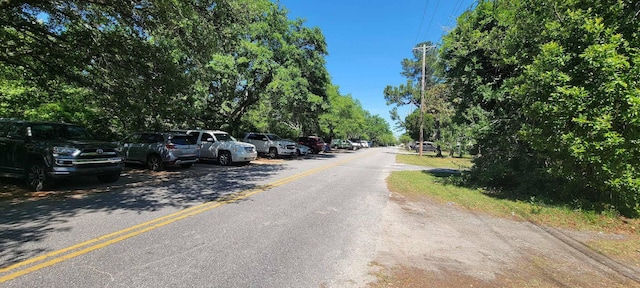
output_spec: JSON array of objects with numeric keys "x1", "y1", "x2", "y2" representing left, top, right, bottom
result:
[{"x1": 0, "y1": 147, "x2": 398, "y2": 287}]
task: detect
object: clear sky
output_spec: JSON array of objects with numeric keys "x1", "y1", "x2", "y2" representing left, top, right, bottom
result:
[{"x1": 275, "y1": 0, "x2": 476, "y2": 137}]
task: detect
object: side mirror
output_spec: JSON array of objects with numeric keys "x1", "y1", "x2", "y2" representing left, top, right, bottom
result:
[{"x1": 206, "y1": 137, "x2": 215, "y2": 142}]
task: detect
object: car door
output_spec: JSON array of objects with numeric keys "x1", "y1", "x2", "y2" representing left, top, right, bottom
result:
[
  {"x1": 199, "y1": 132, "x2": 218, "y2": 159},
  {"x1": 0, "y1": 121, "x2": 18, "y2": 174},
  {"x1": 246, "y1": 133, "x2": 266, "y2": 153},
  {"x1": 187, "y1": 131, "x2": 204, "y2": 159},
  {"x1": 2, "y1": 122, "x2": 30, "y2": 175},
  {"x1": 121, "y1": 133, "x2": 145, "y2": 162}
]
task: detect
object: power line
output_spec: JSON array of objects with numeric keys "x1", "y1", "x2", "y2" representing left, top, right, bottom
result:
[
  {"x1": 421, "y1": 0, "x2": 440, "y2": 41},
  {"x1": 414, "y1": 0, "x2": 430, "y2": 45}
]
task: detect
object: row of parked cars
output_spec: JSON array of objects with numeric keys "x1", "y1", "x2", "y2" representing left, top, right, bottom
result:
[
  {"x1": 0, "y1": 119, "x2": 335, "y2": 191},
  {"x1": 119, "y1": 130, "x2": 259, "y2": 171},
  {"x1": 330, "y1": 139, "x2": 370, "y2": 150}
]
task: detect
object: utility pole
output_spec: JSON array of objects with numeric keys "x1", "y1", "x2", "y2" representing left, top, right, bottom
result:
[{"x1": 413, "y1": 44, "x2": 435, "y2": 156}]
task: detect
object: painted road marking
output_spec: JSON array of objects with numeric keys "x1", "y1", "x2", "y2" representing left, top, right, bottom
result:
[{"x1": 0, "y1": 151, "x2": 371, "y2": 283}]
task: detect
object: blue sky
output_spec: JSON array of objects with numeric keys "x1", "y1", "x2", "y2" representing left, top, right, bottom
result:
[{"x1": 275, "y1": 0, "x2": 476, "y2": 137}]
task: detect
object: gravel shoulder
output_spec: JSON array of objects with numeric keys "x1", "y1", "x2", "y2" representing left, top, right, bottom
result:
[{"x1": 368, "y1": 191, "x2": 640, "y2": 287}]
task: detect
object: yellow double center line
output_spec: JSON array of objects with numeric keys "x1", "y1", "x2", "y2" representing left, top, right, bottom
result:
[{"x1": 0, "y1": 152, "x2": 367, "y2": 283}]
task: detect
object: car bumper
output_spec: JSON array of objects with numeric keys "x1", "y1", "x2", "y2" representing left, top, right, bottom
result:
[
  {"x1": 166, "y1": 155, "x2": 198, "y2": 166},
  {"x1": 232, "y1": 151, "x2": 258, "y2": 162},
  {"x1": 276, "y1": 148, "x2": 297, "y2": 156},
  {"x1": 49, "y1": 161, "x2": 124, "y2": 178}
]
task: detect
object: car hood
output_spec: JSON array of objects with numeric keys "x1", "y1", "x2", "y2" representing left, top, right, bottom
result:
[
  {"x1": 215, "y1": 140, "x2": 256, "y2": 150},
  {"x1": 231, "y1": 141, "x2": 255, "y2": 148},
  {"x1": 44, "y1": 139, "x2": 118, "y2": 149},
  {"x1": 277, "y1": 140, "x2": 297, "y2": 145}
]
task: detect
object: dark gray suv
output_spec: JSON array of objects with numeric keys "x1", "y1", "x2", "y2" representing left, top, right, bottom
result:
[
  {"x1": 0, "y1": 119, "x2": 124, "y2": 191},
  {"x1": 117, "y1": 132, "x2": 198, "y2": 171}
]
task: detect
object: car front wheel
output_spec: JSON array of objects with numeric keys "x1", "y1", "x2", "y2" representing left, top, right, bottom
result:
[
  {"x1": 27, "y1": 162, "x2": 52, "y2": 191},
  {"x1": 218, "y1": 151, "x2": 232, "y2": 166},
  {"x1": 268, "y1": 147, "x2": 278, "y2": 159}
]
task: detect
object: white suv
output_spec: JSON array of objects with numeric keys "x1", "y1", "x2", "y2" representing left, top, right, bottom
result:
[
  {"x1": 183, "y1": 130, "x2": 257, "y2": 166},
  {"x1": 242, "y1": 132, "x2": 297, "y2": 159}
]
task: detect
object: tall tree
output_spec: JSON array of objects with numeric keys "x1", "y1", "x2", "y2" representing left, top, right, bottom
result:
[{"x1": 384, "y1": 41, "x2": 451, "y2": 141}]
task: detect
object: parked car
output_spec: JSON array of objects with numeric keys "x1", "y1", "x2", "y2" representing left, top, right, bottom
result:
[
  {"x1": 414, "y1": 141, "x2": 437, "y2": 153},
  {"x1": 331, "y1": 139, "x2": 357, "y2": 150},
  {"x1": 117, "y1": 132, "x2": 198, "y2": 171},
  {"x1": 179, "y1": 129, "x2": 257, "y2": 166},
  {"x1": 290, "y1": 141, "x2": 311, "y2": 157},
  {"x1": 0, "y1": 119, "x2": 124, "y2": 191},
  {"x1": 242, "y1": 132, "x2": 297, "y2": 159},
  {"x1": 297, "y1": 136, "x2": 325, "y2": 154},
  {"x1": 358, "y1": 140, "x2": 370, "y2": 148},
  {"x1": 350, "y1": 139, "x2": 363, "y2": 150}
]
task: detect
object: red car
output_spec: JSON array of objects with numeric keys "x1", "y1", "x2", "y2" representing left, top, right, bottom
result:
[{"x1": 297, "y1": 136, "x2": 325, "y2": 154}]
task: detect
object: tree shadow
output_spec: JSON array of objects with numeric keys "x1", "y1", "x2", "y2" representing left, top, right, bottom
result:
[
  {"x1": 422, "y1": 168, "x2": 463, "y2": 178},
  {"x1": 0, "y1": 161, "x2": 287, "y2": 268}
]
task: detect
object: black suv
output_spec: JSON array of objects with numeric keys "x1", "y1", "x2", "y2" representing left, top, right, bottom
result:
[{"x1": 0, "y1": 119, "x2": 124, "y2": 191}]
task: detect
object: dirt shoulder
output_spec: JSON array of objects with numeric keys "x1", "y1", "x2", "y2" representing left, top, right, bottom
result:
[{"x1": 368, "y1": 192, "x2": 640, "y2": 288}]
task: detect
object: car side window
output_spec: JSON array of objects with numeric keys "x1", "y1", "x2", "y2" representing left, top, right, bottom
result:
[
  {"x1": 125, "y1": 134, "x2": 140, "y2": 143},
  {"x1": 151, "y1": 134, "x2": 164, "y2": 143},
  {"x1": 7, "y1": 123, "x2": 25, "y2": 139},
  {"x1": 142, "y1": 134, "x2": 155, "y2": 143},
  {"x1": 188, "y1": 132, "x2": 200, "y2": 141},
  {"x1": 0, "y1": 121, "x2": 12, "y2": 137},
  {"x1": 204, "y1": 133, "x2": 215, "y2": 142}
]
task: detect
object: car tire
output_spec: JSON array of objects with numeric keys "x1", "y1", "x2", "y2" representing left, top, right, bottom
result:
[
  {"x1": 218, "y1": 151, "x2": 232, "y2": 166},
  {"x1": 27, "y1": 162, "x2": 52, "y2": 191},
  {"x1": 97, "y1": 173, "x2": 120, "y2": 183},
  {"x1": 268, "y1": 147, "x2": 278, "y2": 159},
  {"x1": 147, "y1": 155, "x2": 164, "y2": 171}
]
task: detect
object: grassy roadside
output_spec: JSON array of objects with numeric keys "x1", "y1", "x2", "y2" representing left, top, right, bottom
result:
[{"x1": 390, "y1": 152, "x2": 640, "y2": 267}]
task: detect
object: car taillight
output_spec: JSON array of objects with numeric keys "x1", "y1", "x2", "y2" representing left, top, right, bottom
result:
[{"x1": 166, "y1": 143, "x2": 176, "y2": 150}]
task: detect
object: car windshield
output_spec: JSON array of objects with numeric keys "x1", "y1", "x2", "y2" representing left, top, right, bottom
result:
[
  {"x1": 266, "y1": 134, "x2": 282, "y2": 141},
  {"x1": 214, "y1": 133, "x2": 236, "y2": 142},
  {"x1": 31, "y1": 124, "x2": 93, "y2": 140}
]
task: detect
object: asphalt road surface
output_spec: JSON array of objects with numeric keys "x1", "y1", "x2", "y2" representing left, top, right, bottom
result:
[
  {"x1": 4, "y1": 147, "x2": 639, "y2": 288},
  {"x1": 1, "y1": 147, "x2": 394, "y2": 287}
]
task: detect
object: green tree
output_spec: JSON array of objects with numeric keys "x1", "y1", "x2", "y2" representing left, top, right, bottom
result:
[
  {"x1": 318, "y1": 84, "x2": 369, "y2": 141},
  {"x1": 441, "y1": 0, "x2": 640, "y2": 216},
  {"x1": 362, "y1": 113, "x2": 394, "y2": 146},
  {"x1": 384, "y1": 41, "x2": 453, "y2": 145}
]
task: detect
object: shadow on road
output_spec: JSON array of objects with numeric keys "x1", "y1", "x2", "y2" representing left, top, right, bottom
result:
[{"x1": 0, "y1": 160, "x2": 288, "y2": 268}]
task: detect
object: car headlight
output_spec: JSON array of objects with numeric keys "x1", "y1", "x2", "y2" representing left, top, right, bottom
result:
[
  {"x1": 278, "y1": 143, "x2": 285, "y2": 149},
  {"x1": 53, "y1": 146, "x2": 81, "y2": 157}
]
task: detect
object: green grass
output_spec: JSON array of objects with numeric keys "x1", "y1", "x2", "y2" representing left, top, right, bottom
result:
[{"x1": 392, "y1": 154, "x2": 640, "y2": 266}]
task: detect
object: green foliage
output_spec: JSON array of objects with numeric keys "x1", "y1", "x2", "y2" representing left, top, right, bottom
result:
[
  {"x1": 384, "y1": 41, "x2": 452, "y2": 138},
  {"x1": 441, "y1": 0, "x2": 640, "y2": 217},
  {"x1": 0, "y1": 0, "x2": 394, "y2": 148}
]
